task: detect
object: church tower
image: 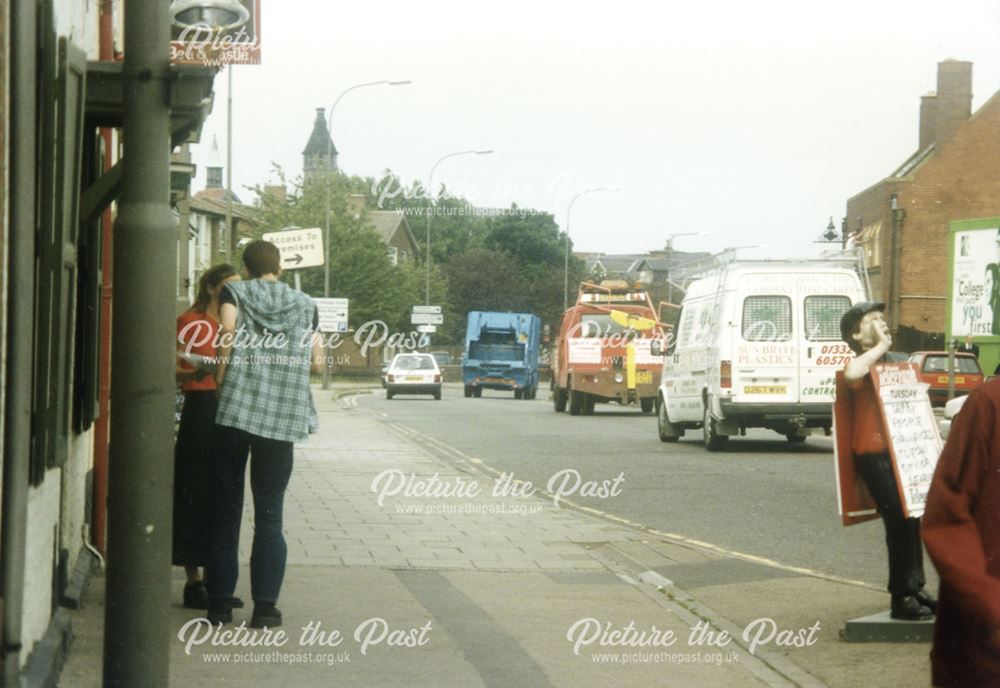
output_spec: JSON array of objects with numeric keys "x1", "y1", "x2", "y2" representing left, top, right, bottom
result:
[{"x1": 303, "y1": 108, "x2": 338, "y2": 181}]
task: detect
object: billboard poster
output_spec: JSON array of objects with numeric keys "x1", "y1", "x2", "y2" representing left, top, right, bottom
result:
[
  {"x1": 170, "y1": 0, "x2": 261, "y2": 66},
  {"x1": 950, "y1": 223, "x2": 1000, "y2": 337}
]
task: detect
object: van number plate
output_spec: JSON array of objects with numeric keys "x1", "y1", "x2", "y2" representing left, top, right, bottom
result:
[
  {"x1": 635, "y1": 370, "x2": 653, "y2": 384},
  {"x1": 743, "y1": 385, "x2": 787, "y2": 394}
]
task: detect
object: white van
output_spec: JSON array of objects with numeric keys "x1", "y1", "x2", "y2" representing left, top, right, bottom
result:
[{"x1": 654, "y1": 259, "x2": 867, "y2": 450}]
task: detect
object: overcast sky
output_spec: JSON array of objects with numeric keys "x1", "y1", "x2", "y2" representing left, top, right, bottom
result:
[{"x1": 191, "y1": 0, "x2": 1000, "y2": 259}]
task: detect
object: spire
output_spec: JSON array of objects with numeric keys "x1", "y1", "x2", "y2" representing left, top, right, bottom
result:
[
  {"x1": 303, "y1": 108, "x2": 338, "y2": 181},
  {"x1": 206, "y1": 135, "x2": 223, "y2": 189}
]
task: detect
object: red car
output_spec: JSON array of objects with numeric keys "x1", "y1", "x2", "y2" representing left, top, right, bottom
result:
[{"x1": 907, "y1": 351, "x2": 984, "y2": 406}]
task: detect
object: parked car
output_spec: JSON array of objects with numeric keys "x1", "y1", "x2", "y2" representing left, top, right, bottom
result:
[
  {"x1": 385, "y1": 353, "x2": 442, "y2": 400},
  {"x1": 907, "y1": 351, "x2": 984, "y2": 407},
  {"x1": 430, "y1": 351, "x2": 453, "y2": 367},
  {"x1": 938, "y1": 394, "x2": 969, "y2": 440}
]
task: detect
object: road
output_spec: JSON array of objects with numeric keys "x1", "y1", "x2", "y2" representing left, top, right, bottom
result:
[{"x1": 357, "y1": 384, "x2": 938, "y2": 591}]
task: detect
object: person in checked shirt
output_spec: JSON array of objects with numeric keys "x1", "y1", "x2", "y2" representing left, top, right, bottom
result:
[{"x1": 204, "y1": 240, "x2": 323, "y2": 628}]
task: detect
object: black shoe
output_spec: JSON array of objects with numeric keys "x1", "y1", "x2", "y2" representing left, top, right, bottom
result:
[
  {"x1": 250, "y1": 602, "x2": 282, "y2": 628},
  {"x1": 183, "y1": 582, "x2": 210, "y2": 610},
  {"x1": 891, "y1": 594, "x2": 934, "y2": 620},
  {"x1": 914, "y1": 589, "x2": 938, "y2": 613},
  {"x1": 206, "y1": 599, "x2": 233, "y2": 625}
]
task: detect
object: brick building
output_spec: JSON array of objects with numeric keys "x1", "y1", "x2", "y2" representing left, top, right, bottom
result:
[{"x1": 845, "y1": 59, "x2": 1000, "y2": 352}]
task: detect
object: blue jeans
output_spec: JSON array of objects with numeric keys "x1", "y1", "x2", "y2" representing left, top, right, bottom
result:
[{"x1": 206, "y1": 424, "x2": 294, "y2": 604}]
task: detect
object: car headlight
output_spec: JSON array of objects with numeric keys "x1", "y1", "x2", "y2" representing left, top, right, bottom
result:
[{"x1": 613, "y1": 372, "x2": 624, "y2": 384}]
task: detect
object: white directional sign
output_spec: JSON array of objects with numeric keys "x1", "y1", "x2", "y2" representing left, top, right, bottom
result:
[
  {"x1": 262, "y1": 227, "x2": 324, "y2": 270},
  {"x1": 416, "y1": 325, "x2": 437, "y2": 333},
  {"x1": 411, "y1": 313, "x2": 444, "y2": 325},
  {"x1": 411, "y1": 305, "x2": 443, "y2": 325},
  {"x1": 314, "y1": 298, "x2": 349, "y2": 333}
]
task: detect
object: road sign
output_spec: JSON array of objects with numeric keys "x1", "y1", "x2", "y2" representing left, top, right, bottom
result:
[
  {"x1": 411, "y1": 313, "x2": 444, "y2": 325},
  {"x1": 412, "y1": 305, "x2": 442, "y2": 315},
  {"x1": 314, "y1": 297, "x2": 348, "y2": 333},
  {"x1": 262, "y1": 227, "x2": 324, "y2": 270},
  {"x1": 416, "y1": 325, "x2": 437, "y2": 333}
]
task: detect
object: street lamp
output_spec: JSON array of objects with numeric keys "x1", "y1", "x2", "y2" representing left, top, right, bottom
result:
[
  {"x1": 814, "y1": 216, "x2": 841, "y2": 243},
  {"x1": 664, "y1": 232, "x2": 707, "y2": 305},
  {"x1": 323, "y1": 80, "x2": 411, "y2": 298},
  {"x1": 563, "y1": 187, "x2": 617, "y2": 310},
  {"x1": 425, "y1": 149, "x2": 493, "y2": 304}
]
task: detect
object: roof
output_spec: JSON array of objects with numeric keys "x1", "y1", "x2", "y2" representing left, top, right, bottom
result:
[
  {"x1": 188, "y1": 194, "x2": 255, "y2": 222},
  {"x1": 302, "y1": 108, "x2": 338, "y2": 157},
  {"x1": 367, "y1": 210, "x2": 418, "y2": 250}
]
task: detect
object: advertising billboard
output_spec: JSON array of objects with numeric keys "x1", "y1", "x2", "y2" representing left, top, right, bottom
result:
[{"x1": 949, "y1": 220, "x2": 1000, "y2": 338}]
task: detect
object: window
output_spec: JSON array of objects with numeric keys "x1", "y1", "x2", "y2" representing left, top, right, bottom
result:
[
  {"x1": 804, "y1": 295, "x2": 851, "y2": 341},
  {"x1": 387, "y1": 246, "x2": 398, "y2": 266},
  {"x1": 742, "y1": 296, "x2": 791, "y2": 342}
]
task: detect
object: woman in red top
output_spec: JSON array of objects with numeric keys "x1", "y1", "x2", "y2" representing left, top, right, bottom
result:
[{"x1": 175, "y1": 263, "x2": 239, "y2": 609}]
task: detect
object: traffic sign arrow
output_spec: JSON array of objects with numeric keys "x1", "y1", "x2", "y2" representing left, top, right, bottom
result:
[{"x1": 284, "y1": 253, "x2": 304, "y2": 265}]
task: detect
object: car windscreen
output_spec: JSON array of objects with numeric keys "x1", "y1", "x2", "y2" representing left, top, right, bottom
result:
[
  {"x1": 921, "y1": 356, "x2": 981, "y2": 375},
  {"x1": 392, "y1": 356, "x2": 434, "y2": 371}
]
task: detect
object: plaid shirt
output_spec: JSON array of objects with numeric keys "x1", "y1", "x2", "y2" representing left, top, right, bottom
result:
[{"x1": 215, "y1": 279, "x2": 318, "y2": 442}]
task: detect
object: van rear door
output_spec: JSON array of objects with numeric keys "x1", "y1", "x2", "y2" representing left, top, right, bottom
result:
[
  {"x1": 731, "y1": 288, "x2": 799, "y2": 406},
  {"x1": 797, "y1": 277, "x2": 859, "y2": 405}
]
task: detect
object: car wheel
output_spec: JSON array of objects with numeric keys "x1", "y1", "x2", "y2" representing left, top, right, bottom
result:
[
  {"x1": 640, "y1": 397, "x2": 655, "y2": 414},
  {"x1": 785, "y1": 433, "x2": 807, "y2": 444},
  {"x1": 702, "y1": 401, "x2": 728, "y2": 451},
  {"x1": 657, "y1": 397, "x2": 681, "y2": 442},
  {"x1": 553, "y1": 387, "x2": 567, "y2": 412},
  {"x1": 386, "y1": 390, "x2": 394, "y2": 400},
  {"x1": 434, "y1": 390, "x2": 441, "y2": 400}
]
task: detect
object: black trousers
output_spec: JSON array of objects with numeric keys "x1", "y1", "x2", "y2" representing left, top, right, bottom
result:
[
  {"x1": 206, "y1": 424, "x2": 294, "y2": 604},
  {"x1": 172, "y1": 391, "x2": 216, "y2": 567},
  {"x1": 856, "y1": 452, "x2": 926, "y2": 596}
]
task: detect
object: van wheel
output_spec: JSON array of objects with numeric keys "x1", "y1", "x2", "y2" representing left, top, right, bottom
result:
[
  {"x1": 785, "y1": 433, "x2": 807, "y2": 444},
  {"x1": 553, "y1": 387, "x2": 567, "y2": 412},
  {"x1": 640, "y1": 397, "x2": 655, "y2": 414},
  {"x1": 464, "y1": 385, "x2": 472, "y2": 398},
  {"x1": 702, "y1": 403, "x2": 728, "y2": 451},
  {"x1": 657, "y1": 397, "x2": 681, "y2": 442},
  {"x1": 569, "y1": 389, "x2": 584, "y2": 415}
]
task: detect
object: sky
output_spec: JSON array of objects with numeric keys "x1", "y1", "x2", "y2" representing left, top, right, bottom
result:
[{"x1": 191, "y1": 0, "x2": 1000, "y2": 260}]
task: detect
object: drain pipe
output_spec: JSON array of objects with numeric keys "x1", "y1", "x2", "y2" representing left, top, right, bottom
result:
[
  {"x1": 2, "y1": 0, "x2": 38, "y2": 683},
  {"x1": 102, "y1": 0, "x2": 175, "y2": 685}
]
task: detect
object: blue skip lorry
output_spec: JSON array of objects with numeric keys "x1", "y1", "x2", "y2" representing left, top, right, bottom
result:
[{"x1": 462, "y1": 311, "x2": 541, "y2": 399}]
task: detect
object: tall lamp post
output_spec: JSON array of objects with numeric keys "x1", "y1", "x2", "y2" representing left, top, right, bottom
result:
[
  {"x1": 563, "y1": 187, "x2": 615, "y2": 310},
  {"x1": 323, "y1": 80, "x2": 411, "y2": 298},
  {"x1": 664, "y1": 232, "x2": 707, "y2": 305},
  {"x1": 425, "y1": 149, "x2": 493, "y2": 304}
]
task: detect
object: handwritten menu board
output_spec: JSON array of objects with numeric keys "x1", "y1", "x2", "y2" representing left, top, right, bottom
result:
[{"x1": 871, "y1": 363, "x2": 942, "y2": 518}]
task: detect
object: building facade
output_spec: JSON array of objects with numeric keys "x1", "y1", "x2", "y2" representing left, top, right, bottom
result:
[{"x1": 846, "y1": 60, "x2": 1000, "y2": 352}]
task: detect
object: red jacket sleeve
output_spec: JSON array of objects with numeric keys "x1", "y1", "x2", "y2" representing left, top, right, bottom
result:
[{"x1": 922, "y1": 386, "x2": 1000, "y2": 626}]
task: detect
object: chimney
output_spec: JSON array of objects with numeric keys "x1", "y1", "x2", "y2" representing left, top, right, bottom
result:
[
  {"x1": 918, "y1": 93, "x2": 937, "y2": 151},
  {"x1": 934, "y1": 59, "x2": 973, "y2": 145},
  {"x1": 346, "y1": 193, "x2": 366, "y2": 219},
  {"x1": 263, "y1": 184, "x2": 286, "y2": 203}
]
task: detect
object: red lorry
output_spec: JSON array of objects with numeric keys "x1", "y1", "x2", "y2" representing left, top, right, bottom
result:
[{"x1": 551, "y1": 281, "x2": 666, "y2": 415}]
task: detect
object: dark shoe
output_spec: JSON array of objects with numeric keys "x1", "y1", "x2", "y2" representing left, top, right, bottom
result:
[
  {"x1": 891, "y1": 594, "x2": 934, "y2": 620},
  {"x1": 250, "y1": 602, "x2": 282, "y2": 628},
  {"x1": 183, "y1": 582, "x2": 210, "y2": 610},
  {"x1": 206, "y1": 599, "x2": 233, "y2": 625},
  {"x1": 915, "y1": 589, "x2": 938, "y2": 613}
]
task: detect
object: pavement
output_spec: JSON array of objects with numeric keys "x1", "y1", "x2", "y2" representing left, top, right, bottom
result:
[{"x1": 58, "y1": 384, "x2": 934, "y2": 687}]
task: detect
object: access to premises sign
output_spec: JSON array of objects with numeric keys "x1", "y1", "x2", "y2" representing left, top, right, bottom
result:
[{"x1": 170, "y1": 0, "x2": 262, "y2": 66}]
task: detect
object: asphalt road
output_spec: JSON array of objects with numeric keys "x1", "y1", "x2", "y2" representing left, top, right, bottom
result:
[{"x1": 356, "y1": 384, "x2": 938, "y2": 591}]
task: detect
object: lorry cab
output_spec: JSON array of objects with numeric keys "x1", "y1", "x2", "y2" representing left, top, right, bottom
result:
[{"x1": 656, "y1": 260, "x2": 866, "y2": 449}]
